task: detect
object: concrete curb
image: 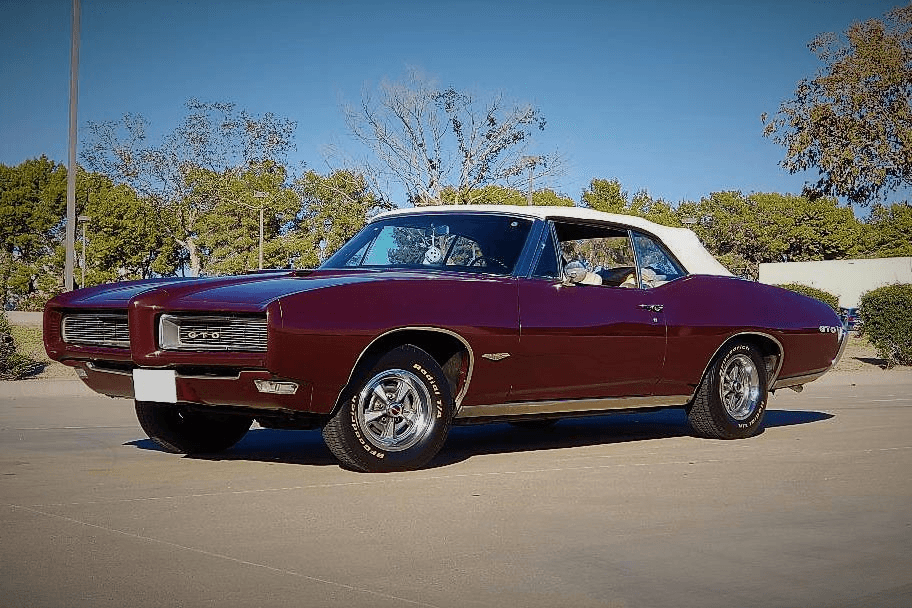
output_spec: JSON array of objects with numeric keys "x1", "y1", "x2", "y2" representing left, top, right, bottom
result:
[
  {"x1": 5, "y1": 311, "x2": 43, "y2": 327},
  {"x1": 0, "y1": 379, "x2": 97, "y2": 398}
]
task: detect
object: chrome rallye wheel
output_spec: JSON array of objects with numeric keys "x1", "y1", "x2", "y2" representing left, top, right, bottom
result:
[
  {"x1": 355, "y1": 369, "x2": 434, "y2": 452},
  {"x1": 322, "y1": 345, "x2": 454, "y2": 472},
  {"x1": 720, "y1": 352, "x2": 763, "y2": 422},
  {"x1": 687, "y1": 341, "x2": 768, "y2": 439}
]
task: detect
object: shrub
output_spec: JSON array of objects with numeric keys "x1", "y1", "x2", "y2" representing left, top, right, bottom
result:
[
  {"x1": 776, "y1": 283, "x2": 840, "y2": 312},
  {"x1": 0, "y1": 313, "x2": 41, "y2": 380},
  {"x1": 858, "y1": 284, "x2": 912, "y2": 367}
]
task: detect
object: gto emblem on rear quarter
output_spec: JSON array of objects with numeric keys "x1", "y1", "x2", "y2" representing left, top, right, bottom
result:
[{"x1": 819, "y1": 326, "x2": 840, "y2": 334}]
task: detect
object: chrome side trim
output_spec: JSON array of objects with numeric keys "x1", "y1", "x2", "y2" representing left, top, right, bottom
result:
[
  {"x1": 454, "y1": 394, "x2": 691, "y2": 419},
  {"x1": 84, "y1": 362, "x2": 243, "y2": 381},
  {"x1": 694, "y1": 332, "x2": 785, "y2": 395},
  {"x1": 344, "y1": 326, "x2": 475, "y2": 408},
  {"x1": 772, "y1": 370, "x2": 828, "y2": 391},
  {"x1": 175, "y1": 370, "x2": 243, "y2": 381}
]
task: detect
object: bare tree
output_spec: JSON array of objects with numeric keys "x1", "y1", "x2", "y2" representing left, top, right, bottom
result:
[
  {"x1": 82, "y1": 100, "x2": 296, "y2": 275},
  {"x1": 343, "y1": 71, "x2": 564, "y2": 206}
]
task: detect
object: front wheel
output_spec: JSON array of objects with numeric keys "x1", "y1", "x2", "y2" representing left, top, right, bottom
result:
[
  {"x1": 322, "y1": 345, "x2": 454, "y2": 472},
  {"x1": 135, "y1": 401, "x2": 252, "y2": 454},
  {"x1": 687, "y1": 342, "x2": 768, "y2": 439}
]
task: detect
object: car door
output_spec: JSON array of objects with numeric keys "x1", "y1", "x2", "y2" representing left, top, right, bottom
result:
[{"x1": 509, "y1": 221, "x2": 668, "y2": 402}]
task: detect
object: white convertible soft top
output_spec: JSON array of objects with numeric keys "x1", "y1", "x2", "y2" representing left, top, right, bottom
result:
[{"x1": 374, "y1": 205, "x2": 733, "y2": 277}]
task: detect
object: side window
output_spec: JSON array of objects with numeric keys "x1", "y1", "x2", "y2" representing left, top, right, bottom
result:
[
  {"x1": 532, "y1": 225, "x2": 560, "y2": 279},
  {"x1": 632, "y1": 231, "x2": 686, "y2": 288},
  {"x1": 553, "y1": 222, "x2": 638, "y2": 287}
]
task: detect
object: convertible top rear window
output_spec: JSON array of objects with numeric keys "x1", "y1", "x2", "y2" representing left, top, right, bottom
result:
[{"x1": 322, "y1": 213, "x2": 533, "y2": 275}]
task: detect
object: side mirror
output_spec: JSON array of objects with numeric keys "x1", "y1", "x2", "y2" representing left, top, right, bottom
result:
[{"x1": 564, "y1": 261, "x2": 588, "y2": 284}]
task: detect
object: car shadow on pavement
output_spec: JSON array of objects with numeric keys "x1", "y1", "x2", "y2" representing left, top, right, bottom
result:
[
  {"x1": 126, "y1": 428, "x2": 339, "y2": 466},
  {"x1": 125, "y1": 408, "x2": 833, "y2": 469},
  {"x1": 429, "y1": 408, "x2": 835, "y2": 468}
]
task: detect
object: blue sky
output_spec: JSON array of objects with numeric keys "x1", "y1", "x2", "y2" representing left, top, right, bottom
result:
[{"x1": 0, "y1": 0, "x2": 902, "y2": 207}]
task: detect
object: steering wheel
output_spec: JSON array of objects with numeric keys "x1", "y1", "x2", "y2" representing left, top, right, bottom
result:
[{"x1": 469, "y1": 256, "x2": 509, "y2": 272}]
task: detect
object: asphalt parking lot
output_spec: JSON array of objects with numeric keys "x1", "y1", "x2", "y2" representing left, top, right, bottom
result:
[{"x1": 2, "y1": 370, "x2": 911, "y2": 608}]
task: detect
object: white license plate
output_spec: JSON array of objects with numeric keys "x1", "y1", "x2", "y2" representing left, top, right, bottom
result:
[{"x1": 132, "y1": 369, "x2": 177, "y2": 403}]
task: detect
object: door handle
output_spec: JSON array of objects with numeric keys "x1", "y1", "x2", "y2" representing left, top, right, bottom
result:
[{"x1": 638, "y1": 304, "x2": 664, "y2": 312}]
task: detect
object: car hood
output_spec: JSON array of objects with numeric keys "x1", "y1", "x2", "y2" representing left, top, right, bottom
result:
[{"x1": 49, "y1": 269, "x2": 498, "y2": 311}]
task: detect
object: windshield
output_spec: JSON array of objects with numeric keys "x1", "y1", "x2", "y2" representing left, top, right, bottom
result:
[{"x1": 322, "y1": 213, "x2": 533, "y2": 275}]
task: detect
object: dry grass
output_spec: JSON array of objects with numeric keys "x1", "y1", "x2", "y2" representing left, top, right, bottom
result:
[
  {"x1": 833, "y1": 333, "x2": 887, "y2": 372},
  {"x1": 8, "y1": 325, "x2": 74, "y2": 379}
]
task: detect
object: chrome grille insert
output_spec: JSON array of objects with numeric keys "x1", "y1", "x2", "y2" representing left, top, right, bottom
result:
[
  {"x1": 62, "y1": 312, "x2": 130, "y2": 348},
  {"x1": 159, "y1": 314, "x2": 267, "y2": 352}
]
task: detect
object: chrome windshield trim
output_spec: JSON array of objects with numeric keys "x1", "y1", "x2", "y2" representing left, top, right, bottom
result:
[{"x1": 454, "y1": 394, "x2": 691, "y2": 419}]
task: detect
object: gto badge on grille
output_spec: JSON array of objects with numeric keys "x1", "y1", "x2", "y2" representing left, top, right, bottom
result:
[{"x1": 187, "y1": 330, "x2": 221, "y2": 339}]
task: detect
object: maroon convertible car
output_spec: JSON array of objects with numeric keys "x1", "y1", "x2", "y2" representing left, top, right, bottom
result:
[{"x1": 44, "y1": 206, "x2": 847, "y2": 472}]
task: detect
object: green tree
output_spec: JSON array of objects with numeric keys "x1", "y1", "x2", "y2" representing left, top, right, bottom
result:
[
  {"x1": 82, "y1": 100, "x2": 297, "y2": 275},
  {"x1": 78, "y1": 170, "x2": 181, "y2": 284},
  {"x1": 290, "y1": 170, "x2": 385, "y2": 268},
  {"x1": 763, "y1": 5, "x2": 912, "y2": 205},
  {"x1": 194, "y1": 163, "x2": 300, "y2": 275},
  {"x1": 581, "y1": 179, "x2": 680, "y2": 226},
  {"x1": 678, "y1": 191, "x2": 862, "y2": 278},
  {"x1": 864, "y1": 202, "x2": 912, "y2": 257},
  {"x1": 0, "y1": 156, "x2": 67, "y2": 308},
  {"x1": 581, "y1": 178, "x2": 628, "y2": 213},
  {"x1": 439, "y1": 184, "x2": 574, "y2": 206}
]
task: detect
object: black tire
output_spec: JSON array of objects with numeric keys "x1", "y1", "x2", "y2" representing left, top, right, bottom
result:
[
  {"x1": 322, "y1": 345, "x2": 454, "y2": 472},
  {"x1": 508, "y1": 419, "x2": 559, "y2": 429},
  {"x1": 135, "y1": 401, "x2": 253, "y2": 454},
  {"x1": 687, "y1": 341, "x2": 768, "y2": 439}
]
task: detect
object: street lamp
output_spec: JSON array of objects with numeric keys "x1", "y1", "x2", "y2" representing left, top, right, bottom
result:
[
  {"x1": 77, "y1": 215, "x2": 90, "y2": 288},
  {"x1": 521, "y1": 156, "x2": 539, "y2": 205},
  {"x1": 252, "y1": 191, "x2": 268, "y2": 270}
]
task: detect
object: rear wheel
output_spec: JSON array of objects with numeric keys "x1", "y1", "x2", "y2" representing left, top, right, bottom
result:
[
  {"x1": 687, "y1": 342, "x2": 768, "y2": 439},
  {"x1": 322, "y1": 345, "x2": 454, "y2": 472},
  {"x1": 135, "y1": 401, "x2": 252, "y2": 454}
]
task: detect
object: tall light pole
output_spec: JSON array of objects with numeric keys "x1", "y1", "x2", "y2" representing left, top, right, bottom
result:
[
  {"x1": 78, "y1": 215, "x2": 90, "y2": 288},
  {"x1": 64, "y1": 0, "x2": 80, "y2": 291},
  {"x1": 252, "y1": 191, "x2": 268, "y2": 270},
  {"x1": 521, "y1": 156, "x2": 539, "y2": 205}
]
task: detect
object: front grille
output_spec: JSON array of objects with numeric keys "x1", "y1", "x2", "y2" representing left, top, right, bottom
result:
[
  {"x1": 62, "y1": 312, "x2": 130, "y2": 348},
  {"x1": 159, "y1": 314, "x2": 267, "y2": 352}
]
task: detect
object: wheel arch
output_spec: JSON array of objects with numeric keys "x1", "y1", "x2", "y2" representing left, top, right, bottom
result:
[
  {"x1": 335, "y1": 327, "x2": 474, "y2": 415},
  {"x1": 694, "y1": 332, "x2": 784, "y2": 399}
]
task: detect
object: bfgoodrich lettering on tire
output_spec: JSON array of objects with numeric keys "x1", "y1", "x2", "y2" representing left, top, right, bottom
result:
[
  {"x1": 322, "y1": 344, "x2": 454, "y2": 472},
  {"x1": 687, "y1": 341, "x2": 768, "y2": 439}
]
